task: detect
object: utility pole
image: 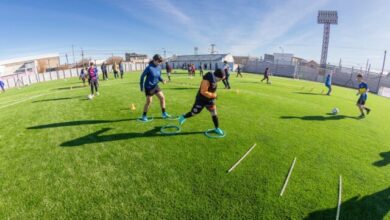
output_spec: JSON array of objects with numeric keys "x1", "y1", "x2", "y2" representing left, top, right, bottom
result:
[
  {"x1": 210, "y1": 44, "x2": 216, "y2": 54},
  {"x1": 365, "y1": 59, "x2": 369, "y2": 75},
  {"x1": 377, "y1": 50, "x2": 387, "y2": 94},
  {"x1": 194, "y1": 47, "x2": 198, "y2": 55},
  {"x1": 81, "y1": 48, "x2": 85, "y2": 68}
]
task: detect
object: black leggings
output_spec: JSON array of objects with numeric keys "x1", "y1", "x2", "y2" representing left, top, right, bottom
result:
[{"x1": 90, "y1": 80, "x2": 98, "y2": 94}]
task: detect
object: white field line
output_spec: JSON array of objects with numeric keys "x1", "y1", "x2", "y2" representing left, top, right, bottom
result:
[
  {"x1": 336, "y1": 175, "x2": 342, "y2": 220},
  {"x1": 280, "y1": 157, "x2": 297, "y2": 196},
  {"x1": 227, "y1": 143, "x2": 257, "y2": 173}
]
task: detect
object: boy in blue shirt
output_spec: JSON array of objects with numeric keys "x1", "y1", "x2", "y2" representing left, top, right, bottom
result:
[
  {"x1": 325, "y1": 71, "x2": 332, "y2": 95},
  {"x1": 140, "y1": 54, "x2": 171, "y2": 121},
  {"x1": 356, "y1": 74, "x2": 371, "y2": 118}
]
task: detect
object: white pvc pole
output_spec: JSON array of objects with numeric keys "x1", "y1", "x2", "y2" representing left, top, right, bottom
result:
[
  {"x1": 280, "y1": 157, "x2": 297, "y2": 196},
  {"x1": 336, "y1": 175, "x2": 342, "y2": 220},
  {"x1": 227, "y1": 143, "x2": 257, "y2": 173}
]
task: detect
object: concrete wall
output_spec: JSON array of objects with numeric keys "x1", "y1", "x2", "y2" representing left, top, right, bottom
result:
[{"x1": 0, "y1": 61, "x2": 147, "y2": 90}]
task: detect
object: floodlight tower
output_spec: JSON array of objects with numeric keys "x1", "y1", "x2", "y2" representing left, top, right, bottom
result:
[{"x1": 317, "y1": 10, "x2": 338, "y2": 69}]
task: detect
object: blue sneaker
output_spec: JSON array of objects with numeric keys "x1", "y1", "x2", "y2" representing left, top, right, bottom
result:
[
  {"x1": 214, "y1": 128, "x2": 224, "y2": 135},
  {"x1": 140, "y1": 115, "x2": 148, "y2": 121},
  {"x1": 162, "y1": 112, "x2": 171, "y2": 119},
  {"x1": 178, "y1": 115, "x2": 186, "y2": 126}
]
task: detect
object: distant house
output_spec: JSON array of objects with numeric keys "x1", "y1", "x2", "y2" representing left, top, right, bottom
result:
[
  {"x1": 168, "y1": 54, "x2": 234, "y2": 70},
  {"x1": 0, "y1": 53, "x2": 60, "y2": 77},
  {"x1": 292, "y1": 57, "x2": 308, "y2": 66},
  {"x1": 125, "y1": 53, "x2": 148, "y2": 63},
  {"x1": 304, "y1": 60, "x2": 320, "y2": 69}
]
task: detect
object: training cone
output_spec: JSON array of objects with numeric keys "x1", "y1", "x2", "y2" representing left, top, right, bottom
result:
[
  {"x1": 130, "y1": 104, "x2": 136, "y2": 111},
  {"x1": 236, "y1": 89, "x2": 240, "y2": 94}
]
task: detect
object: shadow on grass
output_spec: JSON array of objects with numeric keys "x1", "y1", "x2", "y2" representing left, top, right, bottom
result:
[
  {"x1": 304, "y1": 187, "x2": 390, "y2": 220},
  {"x1": 54, "y1": 85, "x2": 85, "y2": 90},
  {"x1": 164, "y1": 87, "x2": 197, "y2": 90},
  {"x1": 32, "y1": 96, "x2": 82, "y2": 103},
  {"x1": 373, "y1": 151, "x2": 390, "y2": 167},
  {"x1": 27, "y1": 118, "x2": 135, "y2": 129},
  {"x1": 280, "y1": 114, "x2": 358, "y2": 121},
  {"x1": 293, "y1": 92, "x2": 325, "y2": 96},
  {"x1": 60, "y1": 127, "x2": 204, "y2": 147}
]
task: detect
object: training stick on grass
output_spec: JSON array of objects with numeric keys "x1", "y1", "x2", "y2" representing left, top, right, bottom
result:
[
  {"x1": 336, "y1": 175, "x2": 342, "y2": 220},
  {"x1": 279, "y1": 157, "x2": 297, "y2": 196},
  {"x1": 227, "y1": 143, "x2": 257, "y2": 173}
]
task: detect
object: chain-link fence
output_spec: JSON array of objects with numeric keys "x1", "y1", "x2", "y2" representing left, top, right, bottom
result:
[{"x1": 243, "y1": 60, "x2": 390, "y2": 95}]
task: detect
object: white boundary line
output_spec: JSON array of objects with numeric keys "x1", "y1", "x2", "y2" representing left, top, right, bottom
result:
[
  {"x1": 0, "y1": 94, "x2": 47, "y2": 110},
  {"x1": 336, "y1": 175, "x2": 342, "y2": 220},
  {"x1": 280, "y1": 157, "x2": 297, "y2": 196},
  {"x1": 227, "y1": 143, "x2": 257, "y2": 173}
]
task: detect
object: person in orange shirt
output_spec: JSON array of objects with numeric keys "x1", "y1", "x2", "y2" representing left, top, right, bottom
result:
[{"x1": 178, "y1": 69, "x2": 225, "y2": 135}]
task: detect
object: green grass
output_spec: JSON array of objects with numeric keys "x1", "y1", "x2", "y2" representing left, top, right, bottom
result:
[{"x1": 0, "y1": 70, "x2": 389, "y2": 219}]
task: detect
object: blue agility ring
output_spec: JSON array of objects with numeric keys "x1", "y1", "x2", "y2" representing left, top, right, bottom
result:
[
  {"x1": 204, "y1": 129, "x2": 226, "y2": 138},
  {"x1": 160, "y1": 125, "x2": 181, "y2": 135},
  {"x1": 165, "y1": 115, "x2": 179, "y2": 120},
  {"x1": 137, "y1": 116, "x2": 154, "y2": 123}
]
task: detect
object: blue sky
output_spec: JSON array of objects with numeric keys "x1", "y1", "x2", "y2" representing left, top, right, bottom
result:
[{"x1": 0, "y1": 0, "x2": 389, "y2": 71}]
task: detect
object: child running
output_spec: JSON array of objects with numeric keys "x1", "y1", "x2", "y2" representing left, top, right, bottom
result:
[
  {"x1": 356, "y1": 74, "x2": 371, "y2": 118},
  {"x1": 178, "y1": 69, "x2": 226, "y2": 135},
  {"x1": 88, "y1": 62, "x2": 99, "y2": 99},
  {"x1": 80, "y1": 67, "x2": 87, "y2": 87},
  {"x1": 222, "y1": 61, "x2": 231, "y2": 89},
  {"x1": 236, "y1": 65, "x2": 243, "y2": 78},
  {"x1": 325, "y1": 71, "x2": 332, "y2": 95},
  {"x1": 119, "y1": 61, "x2": 124, "y2": 79},
  {"x1": 165, "y1": 62, "x2": 172, "y2": 81},
  {"x1": 261, "y1": 67, "x2": 271, "y2": 84},
  {"x1": 140, "y1": 54, "x2": 171, "y2": 121}
]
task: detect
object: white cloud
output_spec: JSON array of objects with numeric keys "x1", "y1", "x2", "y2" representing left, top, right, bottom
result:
[{"x1": 228, "y1": 0, "x2": 330, "y2": 55}]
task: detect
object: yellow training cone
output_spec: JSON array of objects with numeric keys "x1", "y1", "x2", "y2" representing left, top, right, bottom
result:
[{"x1": 130, "y1": 104, "x2": 136, "y2": 111}]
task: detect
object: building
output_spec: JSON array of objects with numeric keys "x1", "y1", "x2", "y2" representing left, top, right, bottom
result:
[
  {"x1": 264, "y1": 54, "x2": 274, "y2": 63},
  {"x1": 0, "y1": 53, "x2": 60, "y2": 77},
  {"x1": 125, "y1": 53, "x2": 148, "y2": 63},
  {"x1": 168, "y1": 54, "x2": 234, "y2": 70},
  {"x1": 273, "y1": 53, "x2": 294, "y2": 65}
]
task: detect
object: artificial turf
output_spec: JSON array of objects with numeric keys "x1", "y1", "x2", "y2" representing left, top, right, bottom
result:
[{"x1": 0, "y1": 70, "x2": 388, "y2": 219}]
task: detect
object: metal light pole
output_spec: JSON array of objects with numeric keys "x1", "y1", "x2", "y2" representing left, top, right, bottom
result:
[
  {"x1": 318, "y1": 11, "x2": 338, "y2": 70},
  {"x1": 377, "y1": 50, "x2": 387, "y2": 94}
]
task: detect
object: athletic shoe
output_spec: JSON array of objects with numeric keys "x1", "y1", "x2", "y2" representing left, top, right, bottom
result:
[
  {"x1": 162, "y1": 112, "x2": 171, "y2": 119},
  {"x1": 366, "y1": 109, "x2": 371, "y2": 115},
  {"x1": 140, "y1": 115, "x2": 148, "y2": 121},
  {"x1": 359, "y1": 114, "x2": 365, "y2": 119},
  {"x1": 214, "y1": 128, "x2": 224, "y2": 135},
  {"x1": 178, "y1": 115, "x2": 186, "y2": 126}
]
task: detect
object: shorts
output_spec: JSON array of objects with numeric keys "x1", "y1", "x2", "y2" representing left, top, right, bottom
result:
[
  {"x1": 357, "y1": 96, "x2": 366, "y2": 105},
  {"x1": 145, "y1": 86, "x2": 161, "y2": 96},
  {"x1": 191, "y1": 97, "x2": 216, "y2": 114}
]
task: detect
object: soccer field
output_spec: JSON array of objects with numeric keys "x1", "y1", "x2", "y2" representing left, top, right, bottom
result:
[{"x1": 0, "y1": 71, "x2": 388, "y2": 219}]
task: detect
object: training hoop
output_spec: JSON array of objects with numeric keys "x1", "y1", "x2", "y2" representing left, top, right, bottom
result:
[
  {"x1": 204, "y1": 129, "x2": 226, "y2": 138},
  {"x1": 160, "y1": 125, "x2": 181, "y2": 135}
]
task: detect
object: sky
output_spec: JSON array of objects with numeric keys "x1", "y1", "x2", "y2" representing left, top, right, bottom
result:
[{"x1": 0, "y1": 0, "x2": 389, "y2": 71}]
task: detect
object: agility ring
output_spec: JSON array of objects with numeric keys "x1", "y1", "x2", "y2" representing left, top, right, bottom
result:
[
  {"x1": 160, "y1": 125, "x2": 181, "y2": 135},
  {"x1": 164, "y1": 115, "x2": 179, "y2": 120},
  {"x1": 204, "y1": 129, "x2": 226, "y2": 138},
  {"x1": 137, "y1": 116, "x2": 154, "y2": 123}
]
